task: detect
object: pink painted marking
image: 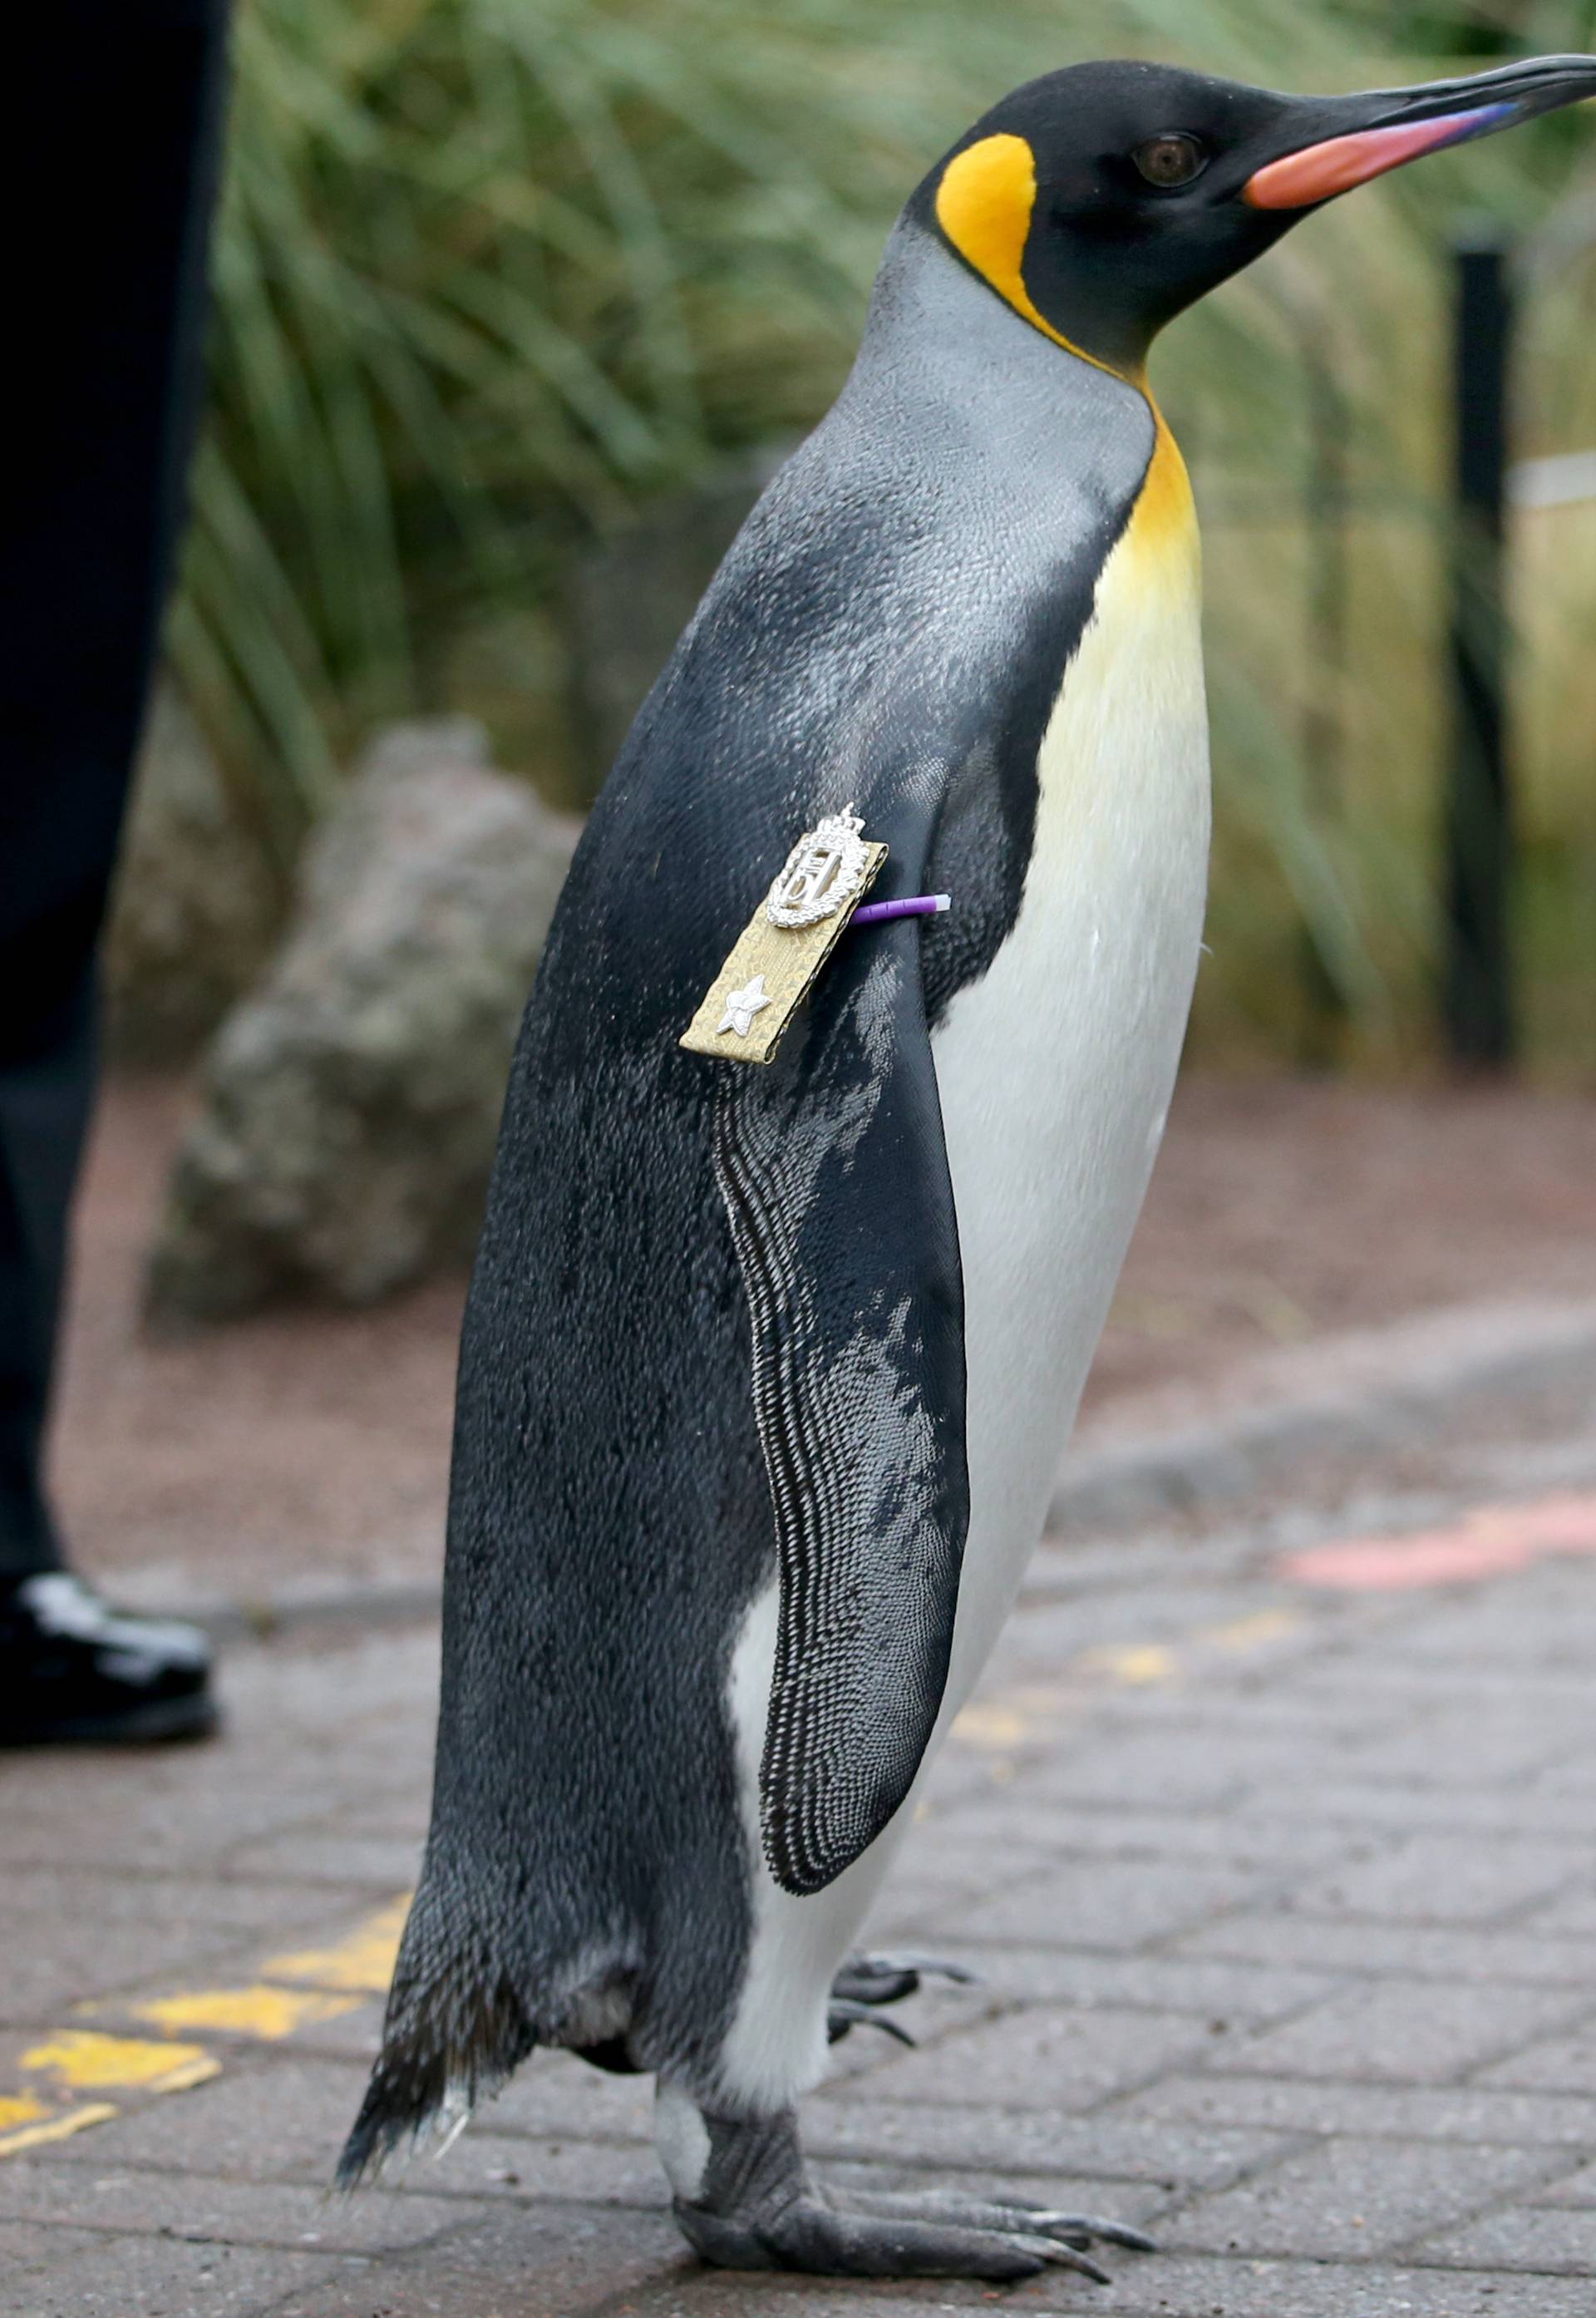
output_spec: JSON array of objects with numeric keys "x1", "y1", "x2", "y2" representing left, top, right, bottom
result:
[{"x1": 1278, "y1": 1491, "x2": 1596, "y2": 1592}]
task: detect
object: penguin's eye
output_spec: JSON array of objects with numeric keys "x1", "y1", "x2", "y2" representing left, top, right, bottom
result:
[{"x1": 1132, "y1": 132, "x2": 1208, "y2": 189}]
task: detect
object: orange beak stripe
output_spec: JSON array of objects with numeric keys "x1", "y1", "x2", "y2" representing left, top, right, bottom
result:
[{"x1": 1243, "y1": 101, "x2": 1515, "y2": 209}]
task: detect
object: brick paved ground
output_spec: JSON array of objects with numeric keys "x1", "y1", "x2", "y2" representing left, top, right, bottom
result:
[{"x1": 6, "y1": 1404, "x2": 1596, "y2": 2316}]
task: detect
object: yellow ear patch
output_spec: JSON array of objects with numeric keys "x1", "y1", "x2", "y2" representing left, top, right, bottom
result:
[
  {"x1": 935, "y1": 134, "x2": 1064, "y2": 350},
  {"x1": 935, "y1": 132, "x2": 1195, "y2": 564}
]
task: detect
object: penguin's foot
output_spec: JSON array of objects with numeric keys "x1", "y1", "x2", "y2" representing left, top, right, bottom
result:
[
  {"x1": 826, "y1": 1995, "x2": 917, "y2": 2047},
  {"x1": 832, "y1": 1949, "x2": 979, "y2": 2006},
  {"x1": 668, "y1": 2105, "x2": 1153, "y2": 2283},
  {"x1": 828, "y1": 1950, "x2": 978, "y2": 2039}
]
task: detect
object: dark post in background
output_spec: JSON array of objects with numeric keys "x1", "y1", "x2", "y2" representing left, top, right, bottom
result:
[
  {"x1": 1444, "y1": 229, "x2": 1516, "y2": 1069},
  {"x1": 1298, "y1": 318, "x2": 1352, "y2": 1068}
]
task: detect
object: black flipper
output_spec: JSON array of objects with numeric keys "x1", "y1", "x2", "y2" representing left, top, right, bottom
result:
[{"x1": 713, "y1": 854, "x2": 968, "y2": 1897}]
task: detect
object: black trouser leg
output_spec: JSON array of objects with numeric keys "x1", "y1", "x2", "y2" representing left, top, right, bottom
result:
[
  {"x1": 0, "y1": 1, "x2": 230, "y2": 1582},
  {"x1": 0, "y1": 974, "x2": 98, "y2": 1578}
]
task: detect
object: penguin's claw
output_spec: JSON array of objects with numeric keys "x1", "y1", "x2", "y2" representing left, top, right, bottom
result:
[
  {"x1": 1032, "y1": 2210, "x2": 1159, "y2": 2253},
  {"x1": 830, "y1": 1950, "x2": 979, "y2": 2008},
  {"x1": 869, "y1": 1949, "x2": 982, "y2": 1985},
  {"x1": 826, "y1": 1996, "x2": 918, "y2": 2046},
  {"x1": 842, "y1": 2187, "x2": 1153, "y2": 2269},
  {"x1": 1022, "y1": 2237, "x2": 1114, "y2": 2284}
]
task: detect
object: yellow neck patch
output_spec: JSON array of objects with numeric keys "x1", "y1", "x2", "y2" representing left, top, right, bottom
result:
[{"x1": 933, "y1": 131, "x2": 1194, "y2": 556}]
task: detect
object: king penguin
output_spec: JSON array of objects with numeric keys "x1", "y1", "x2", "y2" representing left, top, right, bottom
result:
[{"x1": 342, "y1": 52, "x2": 1596, "y2": 2282}]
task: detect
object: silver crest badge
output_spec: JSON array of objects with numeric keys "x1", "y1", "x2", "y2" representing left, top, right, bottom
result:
[
  {"x1": 681, "y1": 805, "x2": 889, "y2": 1066},
  {"x1": 765, "y1": 805, "x2": 871, "y2": 930}
]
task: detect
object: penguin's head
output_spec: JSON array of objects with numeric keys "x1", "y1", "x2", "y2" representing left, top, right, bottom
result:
[{"x1": 921, "y1": 55, "x2": 1596, "y2": 377}]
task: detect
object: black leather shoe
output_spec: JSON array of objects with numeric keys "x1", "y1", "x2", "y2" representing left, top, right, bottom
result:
[{"x1": 0, "y1": 1573, "x2": 218, "y2": 1746}]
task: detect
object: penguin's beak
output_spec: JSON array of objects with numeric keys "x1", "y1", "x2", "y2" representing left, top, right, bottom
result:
[{"x1": 1244, "y1": 53, "x2": 1596, "y2": 210}]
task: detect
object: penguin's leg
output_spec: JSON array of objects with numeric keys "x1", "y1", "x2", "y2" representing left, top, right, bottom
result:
[
  {"x1": 655, "y1": 2083, "x2": 1147, "y2": 2282},
  {"x1": 662, "y1": 1586, "x2": 1156, "y2": 2281}
]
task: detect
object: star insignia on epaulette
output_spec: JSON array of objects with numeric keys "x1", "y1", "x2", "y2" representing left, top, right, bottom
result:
[{"x1": 717, "y1": 974, "x2": 772, "y2": 1039}]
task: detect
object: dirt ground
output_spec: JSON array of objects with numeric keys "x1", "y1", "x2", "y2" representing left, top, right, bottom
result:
[{"x1": 51, "y1": 1070, "x2": 1596, "y2": 1593}]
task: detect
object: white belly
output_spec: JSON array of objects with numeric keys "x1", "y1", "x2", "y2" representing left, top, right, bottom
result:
[
  {"x1": 709, "y1": 446, "x2": 1209, "y2": 2114},
  {"x1": 931, "y1": 465, "x2": 1209, "y2": 1711}
]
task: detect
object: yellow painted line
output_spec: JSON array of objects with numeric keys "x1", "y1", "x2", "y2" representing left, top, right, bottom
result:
[
  {"x1": 21, "y1": 2032, "x2": 220, "y2": 2096},
  {"x1": 0, "y1": 1895, "x2": 413, "y2": 2165},
  {"x1": 1202, "y1": 1606, "x2": 1303, "y2": 1653},
  {"x1": 951, "y1": 1596, "x2": 1307, "y2": 1755},
  {"x1": 1079, "y1": 1642, "x2": 1179, "y2": 1687},
  {"x1": 952, "y1": 1702, "x2": 1032, "y2": 1751},
  {"x1": 107, "y1": 1985, "x2": 362, "y2": 2041},
  {"x1": 952, "y1": 1682, "x2": 1076, "y2": 1752},
  {"x1": 138, "y1": 2053, "x2": 221, "y2": 2094},
  {"x1": 260, "y1": 1895, "x2": 410, "y2": 1994},
  {"x1": 0, "y1": 2103, "x2": 118, "y2": 2157}
]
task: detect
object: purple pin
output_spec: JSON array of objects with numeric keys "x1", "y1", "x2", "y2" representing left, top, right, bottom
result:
[{"x1": 851, "y1": 894, "x2": 951, "y2": 928}]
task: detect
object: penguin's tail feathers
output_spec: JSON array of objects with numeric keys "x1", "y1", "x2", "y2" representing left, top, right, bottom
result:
[
  {"x1": 336, "y1": 1965, "x2": 535, "y2": 2191},
  {"x1": 337, "y1": 1895, "x2": 643, "y2": 2191}
]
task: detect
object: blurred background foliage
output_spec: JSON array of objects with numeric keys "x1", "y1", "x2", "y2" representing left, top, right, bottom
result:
[{"x1": 168, "y1": 0, "x2": 1596, "y2": 1073}]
